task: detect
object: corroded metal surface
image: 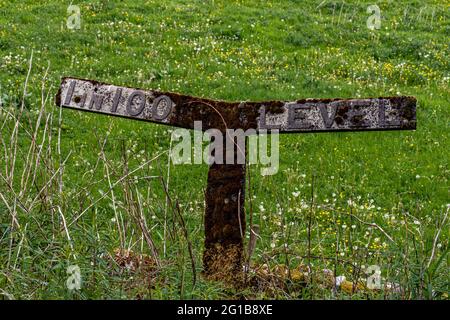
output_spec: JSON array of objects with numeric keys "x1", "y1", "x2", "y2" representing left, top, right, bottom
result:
[
  {"x1": 203, "y1": 162, "x2": 246, "y2": 280},
  {"x1": 257, "y1": 97, "x2": 416, "y2": 132},
  {"x1": 56, "y1": 77, "x2": 416, "y2": 133}
]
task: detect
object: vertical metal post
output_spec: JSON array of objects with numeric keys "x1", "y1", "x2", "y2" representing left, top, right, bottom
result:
[{"x1": 202, "y1": 142, "x2": 246, "y2": 282}]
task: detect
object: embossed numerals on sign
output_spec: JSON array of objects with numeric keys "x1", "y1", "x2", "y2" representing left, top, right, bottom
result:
[{"x1": 58, "y1": 78, "x2": 174, "y2": 124}]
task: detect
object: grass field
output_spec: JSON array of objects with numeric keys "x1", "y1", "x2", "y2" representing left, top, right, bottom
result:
[{"x1": 0, "y1": 0, "x2": 448, "y2": 299}]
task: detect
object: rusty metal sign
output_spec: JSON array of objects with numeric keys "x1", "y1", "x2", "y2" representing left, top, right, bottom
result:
[
  {"x1": 57, "y1": 77, "x2": 416, "y2": 133},
  {"x1": 56, "y1": 77, "x2": 417, "y2": 282}
]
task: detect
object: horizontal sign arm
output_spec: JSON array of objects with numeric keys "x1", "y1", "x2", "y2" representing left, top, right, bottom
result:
[{"x1": 56, "y1": 77, "x2": 416, "y2": 133}]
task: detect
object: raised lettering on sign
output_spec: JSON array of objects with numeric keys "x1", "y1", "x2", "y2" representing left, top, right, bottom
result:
[
  {"x1": 259, "y1": 98, "x2": 415, "y2": 132},
  {"x1": 57, "y1": 77, "x2": 416, "y2": 134}
]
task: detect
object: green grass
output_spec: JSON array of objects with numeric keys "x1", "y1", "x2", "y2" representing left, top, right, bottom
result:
[{"x1": 0, "y1": 0, "x2": 448, "y2": 299}]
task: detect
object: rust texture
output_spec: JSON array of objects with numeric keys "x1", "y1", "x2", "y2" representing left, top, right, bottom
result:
[
  {"x1": 202, "y1": 134, "x2": 247, "y2": 282},
  {"x1": 203, "y1": 162, "x2": 246, "y2": 282}
]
